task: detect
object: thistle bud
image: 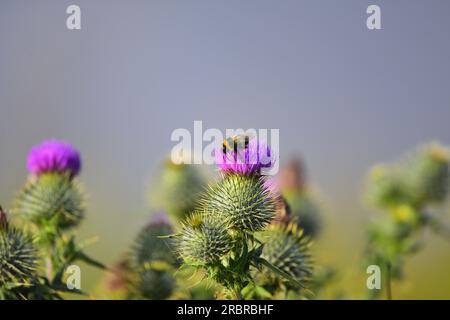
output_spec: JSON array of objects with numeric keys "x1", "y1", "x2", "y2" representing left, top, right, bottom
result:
[
  {"x1": 177, "y1": 211, "x2": 233, "y2": 265},
  {"x1": 138, "y1": 261, "x2": 175, "y2": 300},
  {"x1": 260, "y1": 223, "x2": 312, "y2": 287},
  {"x1": 132, "y1": 212, "x2": 178, "y2": 267},
  {"x1": 0, "y1": 224, "x2": 39, "y2": 286},
  {"x1": 402, "y1": 143, "x2": 450, "y2": 205},
  {"x1": 202, "y1": 174, "x2": 275, "y2": 232},
  {"x1": 14, "y1": 172, "x2": 85, "y2": 229}
]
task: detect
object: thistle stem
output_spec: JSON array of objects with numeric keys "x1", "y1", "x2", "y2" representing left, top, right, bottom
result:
[
  {"x1": 386, "y1": 261, "x2": 392, "y2": 300},
  {"x1": 45, "y1": 242, "x2": 56, "y2": 281}
]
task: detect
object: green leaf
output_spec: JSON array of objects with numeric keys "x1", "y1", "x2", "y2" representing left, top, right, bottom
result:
[
  {"x1": 77, "y1": 251, "x2": 107, "y2": 270},
  {"x1": 49, "y1": 283, "x2": 85, "y2": 295}
]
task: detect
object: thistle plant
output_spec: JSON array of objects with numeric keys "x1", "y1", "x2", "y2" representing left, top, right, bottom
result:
[
  {"x1": 364, "y1": 143, "x2": 450, "y2": 299},
  {"x1": 173, "y1": 136, "x2": 313, "y2": 299},
  {"x1": 4, "y1": 139, "x2": 104, "y2": 299},
  {"x1": 248, "y1": 222, "x2": 312, "y2": 299},
  {"x1": 138, "y1": 262, "x2": 175, "y2": 300},
  {"x1": 14, "y1": 140, "x2": 85, "y2": 234},
  {"x1": 268, "y1": 159, "x2": 335, "y2": 299},
  {"x1": 100, "y1": 212, "x2": 179, "y2": 300},
  {"x1": 130, "y1": 213, "x2": 178, "y2": 300}
]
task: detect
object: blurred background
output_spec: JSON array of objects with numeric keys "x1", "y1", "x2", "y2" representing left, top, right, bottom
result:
[{"x1": 1, "y1": 0, "x2": 449, "y2": 299}]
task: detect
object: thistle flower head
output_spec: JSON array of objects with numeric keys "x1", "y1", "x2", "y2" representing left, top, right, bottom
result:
[
  {"x1": 260, "y1": 222, "x2": 312, "y2": 287},
  {"x1": 402, "y1": 143, "x2": 450, "y2": 205},
  {"x1": 148, "y1": 212, "x2": 171, "y2": 226},
  {"x1": 138, "y1": 261, "x2": 175, "y2": 300},
  {"x1": 27, "y1": 139, "x2": 81, "y2": 178},
  {"x1": 366, "y1": 143, "x2": 450, "y2": 210},
  {"x1": 0, "y1": 209, "x2": 39, "y2": 285},
  {"x1": 215, "y1": 136, "x2": 272, "y2": 176},
  {"x1": 177, "y1": 211, "x2": 234, "y2": 266},
  {"x1": 131, "y1": 212, "x2": 178, "y2": 267},
  {"x1": 202, "y1": 173, "x2": 276, "y2": 232},
  {"x1": 14, "y1": 172, "x2": 85, "y2": 229}
]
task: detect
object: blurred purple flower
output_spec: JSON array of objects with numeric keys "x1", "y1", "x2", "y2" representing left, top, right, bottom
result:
[
  {"x1": 264, "y1": 175, "x2": 280, "y2": 196},
  {"x1": 148, "y1": 212, "x2": 171, "y2": 227},
  {"x1": 214, "y1": 137, "x2": 272, "y2": 176},
  {"x1": 26, "y1": 140, "x2": 81, "y2": 177}
]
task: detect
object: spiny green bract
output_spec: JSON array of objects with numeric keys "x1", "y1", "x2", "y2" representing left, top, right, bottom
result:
[
  {"x1": 259, "y1": 223, "x2": 312, "y2": 287},
  {"x1": 138, "y1": 261, "x2": 175, "y2": 300},
  {"x1": 202, "y1": 174, "x2": 275, "y2": 232},
  {"x1": 131, "y1": 221, "x2": 178, "y2": 268},
  {"x1": 0, "y1": 226, "x2": 39, "y2": 286},
  {"x1": 14, "y1": 172, "x2": 85, "y2": 229},
  {"x1": 149, "y1": 162, "x2": 205, "y2": 220},
  {"x1": 177, "y1": 212, "x2": 234, "y2": 266}
]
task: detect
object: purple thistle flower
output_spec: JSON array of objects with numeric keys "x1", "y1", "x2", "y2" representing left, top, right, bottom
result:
[
  {"x1": 26, "y1": 139, "x2": 81, "y2": 177},
  {"x1": 148, "y1": 212, "x2": 171, "y2": 227},
  {"x1": 214, "y1": 136, "x2": 273, "y2": 176}
]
